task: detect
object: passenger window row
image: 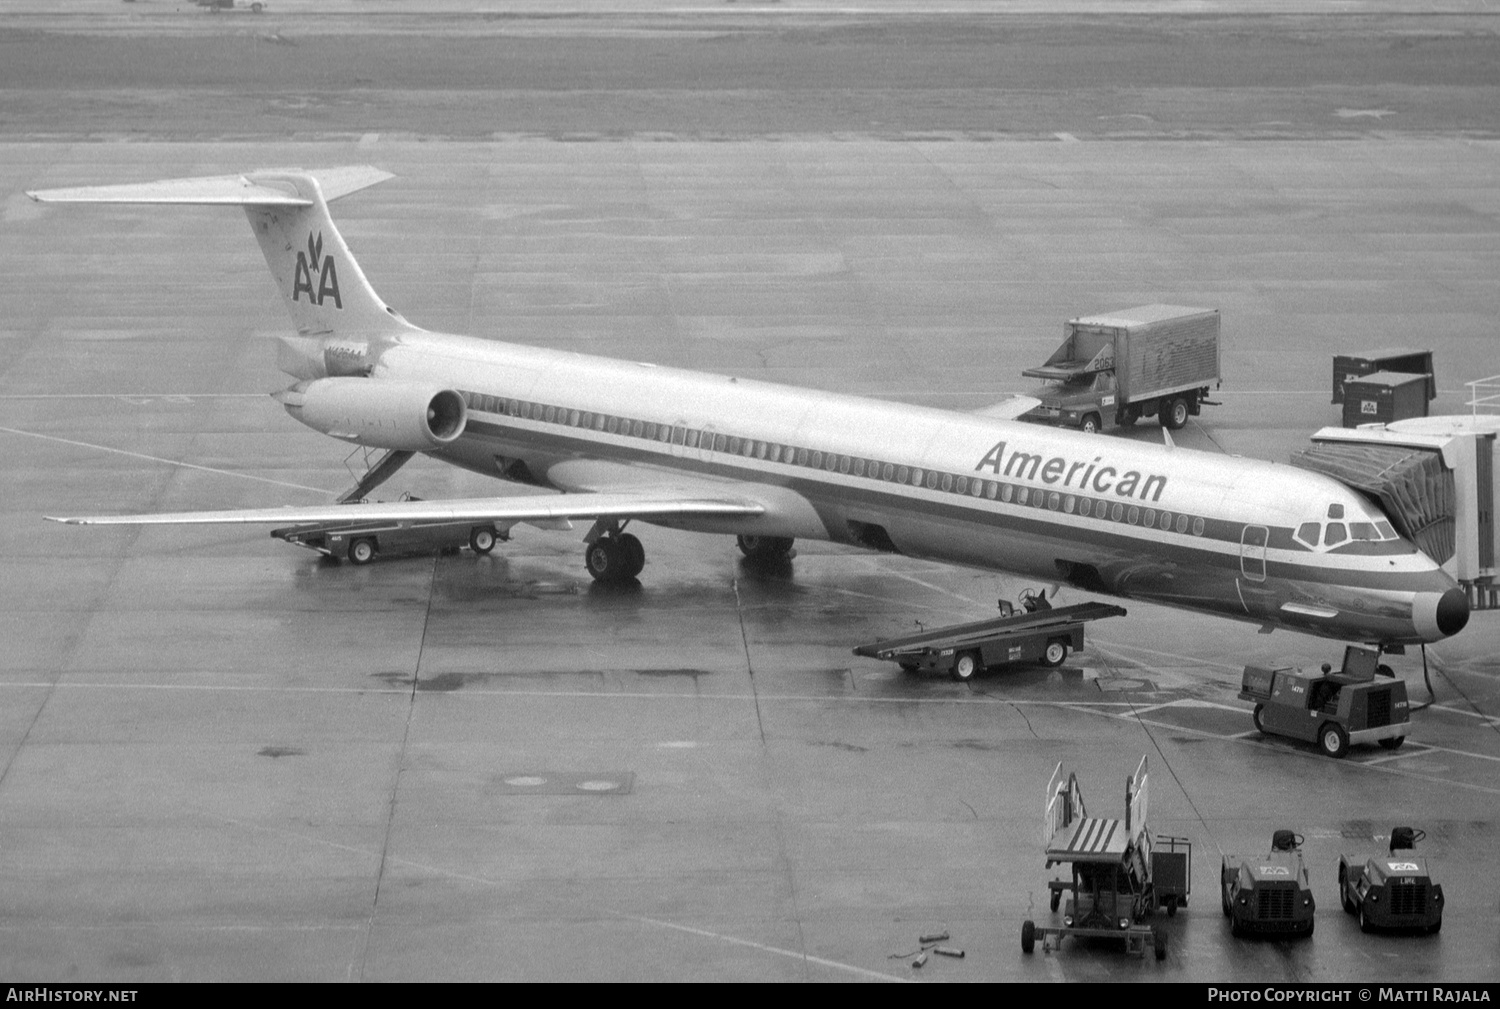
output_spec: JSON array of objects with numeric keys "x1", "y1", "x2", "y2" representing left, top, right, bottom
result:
[{"x1": 460, "y1": 390, "x2": 1207, "y2": 538}]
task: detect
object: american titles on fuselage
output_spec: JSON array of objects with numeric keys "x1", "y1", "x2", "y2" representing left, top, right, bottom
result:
[{"x1": 975, "y1": 439, "x2": 1166, "y2": 503}]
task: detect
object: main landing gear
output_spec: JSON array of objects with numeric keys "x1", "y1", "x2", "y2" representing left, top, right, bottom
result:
[
  {"x1": 736, "y1": 535, "x2": 795, "y2": 562},
  {"x1": 584, "y1": 524, "x2": 645, "y2": 584}
]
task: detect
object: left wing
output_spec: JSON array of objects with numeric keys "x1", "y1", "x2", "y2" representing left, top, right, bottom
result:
[{"x1": 47, "y1": 492, "x2": 764, "y2": 527}]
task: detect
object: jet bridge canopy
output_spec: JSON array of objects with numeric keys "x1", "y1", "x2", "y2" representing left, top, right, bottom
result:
[{"x1": 1290, "y1": 441, "x2": 1455, "y2": 564}]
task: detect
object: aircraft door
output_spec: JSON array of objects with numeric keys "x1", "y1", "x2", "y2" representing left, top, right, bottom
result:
[
  {"x1": 1240, "y1": 525, "x2": 1268, "y2": 582},
  {"x1": 696, "y1": 424, "x2": 720, "y2": 465},
  {"x1": 668, "y1": 419, "x2": 692, "y2": 461}
]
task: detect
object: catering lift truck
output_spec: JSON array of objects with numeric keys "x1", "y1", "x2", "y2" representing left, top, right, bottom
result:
[
  {"x1": 1221, "y1": 830, "x2": 1316, "y2": 938},
  {"x1": 1238, "y1": 644, "x2": 1411, "y2": 758},
  {"x1": 1021, "y1": 756, "x2": 1191, "y2": 961},
  {"x1": 853, "y1": 590, "x2": 1126, "y2": 681},
  {"x1": 1338, "y1": 827, "x2": 1444, "y2": 934}
]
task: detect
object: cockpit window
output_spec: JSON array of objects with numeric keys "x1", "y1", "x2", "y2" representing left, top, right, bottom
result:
[
  {"x1": 1348, "y1": 521, "x2": 1378, "y2": 541},
  {"x1": 1327, "y1": 503, "x2": 1344, "y2": 519},
  {"x1": 1296, "y1": 522, "x2": 1320, "y2": 548},
  {"x1": 1324, "y1": 523, "x2": 1347, "y2": 547},
  {"x1": 1376, "y1": 520, "x2": 1396, "y2": 539}
]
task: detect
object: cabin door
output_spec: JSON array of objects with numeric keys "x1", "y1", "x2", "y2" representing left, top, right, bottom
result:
[{"x1": 1240, "y1": 525, "x2": 1268, "y2": 583}]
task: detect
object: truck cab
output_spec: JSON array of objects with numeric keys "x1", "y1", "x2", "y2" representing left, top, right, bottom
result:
[
  {"x1": 1222, "y1": 829, "x2": 1316, "y2": 937},
  {"x1": 1025, "y1": 370, "x2": 1118, "y2": 433}
]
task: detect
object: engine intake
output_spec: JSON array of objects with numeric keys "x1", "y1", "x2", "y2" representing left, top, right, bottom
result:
[{"x1": 276, "y1": 377, "x2": 467, "y2": 451}]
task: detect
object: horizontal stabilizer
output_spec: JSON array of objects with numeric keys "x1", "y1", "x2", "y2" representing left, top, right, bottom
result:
[
  {"x1": 26, "y1": 166, "x2": 393, "y2": 206},
  {"x1": 47, "y1": 492, "x2": 765, "y2": 527}
]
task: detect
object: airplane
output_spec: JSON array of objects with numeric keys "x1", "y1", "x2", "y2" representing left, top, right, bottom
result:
[{"x1": 25, "y1": 166, "x2": 1470, "y2": 648}]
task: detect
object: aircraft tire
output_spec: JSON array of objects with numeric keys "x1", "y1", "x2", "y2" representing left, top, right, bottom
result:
[
  {"x1": 737, "y1": 535, "x2": 794, "y2": 560},
  {"x1": 1161, "y1": 396, "x2": 1191, "y2": 430},
  {"x1": 1319, "y1": 722, "x2": 1350, "y2": 758},
  {"x1": 469, "y1": 526, "x2": 497, "y2": 554},
  {"x1": 585, "y1": 538, "x2": 624, "y2": 582},
  {"x1": 1041, "y1": 639, "x2": 1068, "y2": 667},
  {"x1": 348, "y1": 538, "x2": 376, "y2": 565},
  {"x1": 617, "y1": 533, "x2": 646, "y2": 579}
]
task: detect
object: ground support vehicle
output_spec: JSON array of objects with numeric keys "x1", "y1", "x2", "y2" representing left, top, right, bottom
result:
[
  {"x1": 852, "y1": 600, "x2": 1125, "y2": 681},
  {"x1": 1239, "y1": 644, "x2": 1411, "y2": 758},
  {"x1": 1021, "y1": 756, "x2": 1187, "y2": 961},
  {"x1": 1022, "y1": 304, "x2": 1221, "y2": 433},
  {"x1": 1338, "y1": 827, "x2": 1444, "y2": 934},
  {"x1": 1221, "y1": 830, "x2": 1316, "y2": 937},
  {"x1": 271, "y1": 498, "x2": 504, "y2": 565}
]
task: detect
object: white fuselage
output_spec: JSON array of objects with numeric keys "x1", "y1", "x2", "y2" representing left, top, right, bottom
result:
[{"x1": 338, "y1": 329, "x2": 1464, "y2": 646}]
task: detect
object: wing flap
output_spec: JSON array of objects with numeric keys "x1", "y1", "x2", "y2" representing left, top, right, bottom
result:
[{"x1": 47, "y1": 492, "x2": 763, "y2": 527}]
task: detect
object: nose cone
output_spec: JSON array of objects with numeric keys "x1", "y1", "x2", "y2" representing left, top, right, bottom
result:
[{"x1": 1413, "y1": 586, "x2": 1470, "y2": 641}]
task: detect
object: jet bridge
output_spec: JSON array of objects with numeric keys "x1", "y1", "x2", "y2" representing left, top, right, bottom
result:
[{"x1": 1292, "y1": 415, "x2": 1500, "y2": 609}]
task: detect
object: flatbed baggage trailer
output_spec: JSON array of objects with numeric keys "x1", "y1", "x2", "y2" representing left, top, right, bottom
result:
[
  {"x1": 852, "y1": 601, "x2": 1126, "y2": 681},
  {"x1": 1021, "y1": 756, "x2": 1188, "y2": 961},
  {"x1": 272, "y1": 514, "x2": 502, "y2": 565}
]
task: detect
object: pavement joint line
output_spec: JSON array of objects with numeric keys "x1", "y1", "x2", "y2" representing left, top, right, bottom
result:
[{"x1": 0, "y1": 425, "x2": 335, "y2": 495}]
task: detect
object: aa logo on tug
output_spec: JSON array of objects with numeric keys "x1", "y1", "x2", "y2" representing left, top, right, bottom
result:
[{"x1": 292, "y1": 231, "x2": 342, "y2": 308}]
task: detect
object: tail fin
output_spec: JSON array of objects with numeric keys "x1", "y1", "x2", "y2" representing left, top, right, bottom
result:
[{"x1": 26, "y1": 166, "x2": 418, "y2": 339}]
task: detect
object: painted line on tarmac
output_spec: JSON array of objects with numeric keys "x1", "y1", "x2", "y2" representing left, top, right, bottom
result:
[
  {"x1": 208, "y1": 812, "x2": 905, "y2": 981},
  {"x1": 0, "y1": 678, "x2": 1145, "y2": 706},
  {"x1": 0, "y1": 424, "x2": 334, "y2": 494},
  {"x1": 1429, "y1": 702, "x2": 1500, "y2": 725},
  {"x1": 1106, "y1": 710, "x2": 1500, "y2": 797},
  {"x1": 1092, "y1": 639, "x2": 1245, "y2": 673},
  {"x1": 613, "y1": 912, "x2": 911, "y2": 983}
]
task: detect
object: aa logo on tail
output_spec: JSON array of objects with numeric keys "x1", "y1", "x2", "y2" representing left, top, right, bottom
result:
[{"x1": 293, "y1": 231, "x2": 342, "y2": 308}]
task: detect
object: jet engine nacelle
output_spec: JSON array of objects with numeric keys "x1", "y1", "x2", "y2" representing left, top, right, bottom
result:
[{"x1": 276, "y1": 377, "x2": 467, "y2": 451}]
